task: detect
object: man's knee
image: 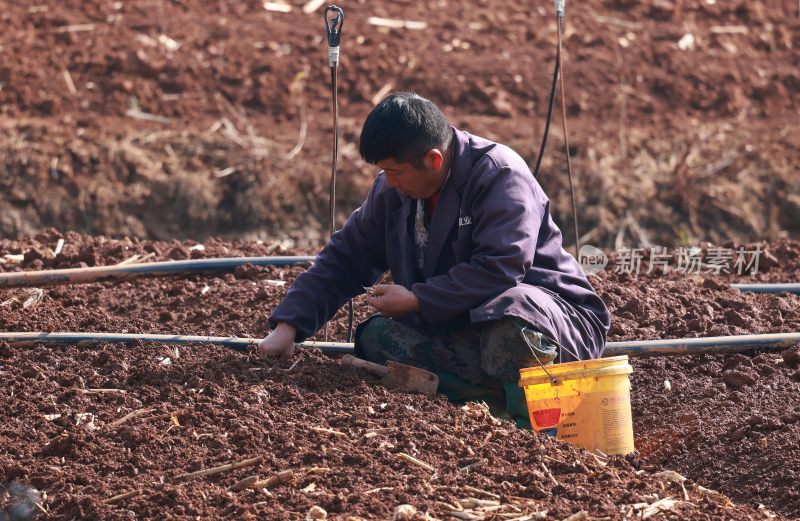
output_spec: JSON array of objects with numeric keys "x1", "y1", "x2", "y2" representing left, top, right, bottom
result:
[
  {"x1": 479, "y1": 316, "x2": 558, "y2": 381},
  {"x1": 354, "y1": 316, "x2": 426, "y2": 365},
  {"x1": 355, "y1": 316, "x2": 393, "y2": 363}
]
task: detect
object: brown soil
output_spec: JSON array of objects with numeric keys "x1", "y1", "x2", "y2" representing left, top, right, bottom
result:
[
  {"x1": 2, "y1": 0, "x2": 799, "y2": 516},
  {"x1": 594, "y1": 263, "x2": 800, "y2": 518},
  {"x1": 1, "y1": 0, "x2": 799, "y2": 246},
  {"x1": 1, "y1": 232, "x2": 799, "y2": 519}
]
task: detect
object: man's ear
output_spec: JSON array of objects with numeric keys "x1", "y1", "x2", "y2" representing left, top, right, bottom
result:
[{"x1": 424, "y1": 148, "x2": 444, "y2": 170}]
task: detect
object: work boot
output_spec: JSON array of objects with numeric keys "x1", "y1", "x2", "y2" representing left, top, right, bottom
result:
[
  {"x1": 435, "y1": 372, "x2": 532, "y2": 429},
  {"x1": 503, "y1": 381, "x2": 533, "y2": 430},
  {"x1": 435, "y1": 372, "x2": 506, "y2": 417},
  {"x1": 517, "y1": 323, "x2": 559, "y2": 366}
]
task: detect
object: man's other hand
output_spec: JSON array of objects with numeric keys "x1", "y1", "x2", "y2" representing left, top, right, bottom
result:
[
  {"x1": 258, "y1": 322, "x2": 297, "y2": 359},
  {"x1": 366, "y1": 284, "x2": 420, "y2": 317}
]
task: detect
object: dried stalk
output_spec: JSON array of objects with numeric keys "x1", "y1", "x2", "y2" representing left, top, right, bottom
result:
[
  {"x1": 540, "y1": 463, "x2": 559, "y2": 486},
  {"x1": 125, "y1": 109, "x2": 172, "y2": 125},
  {"x1": 102, "y1": 488, "x2": 143, "y2": 504},
  {"x1": 367, "y1": 16, "x2": 427, "y2": 30},
  {"x1": 301, "y1": 0, "x2": 325, "y2": 13},
  {"x1": 310, "y1": 426, "x2": 346, "y2": 437},
  {"x1": 117, "y1": 252, "x2": 156, "y2": 266},
  {"x1": 22, "y1": 288, "x2": 44, "y2": 309},
  {"x1": 459, "y1": 458, "x2": 488, "y2": 473},
  {"x1": 252, "y1": 470, "x2": 294, "y2": 488},
  {"x1": 285, "y1": 71, "x2": 308, "y2": 161},
  {"x1": 62, "y1": 70, "x2": 77, "y2": 95},
  {"x1": 144, "y1": 410, "x2": 186, "y2": 422},
  {"x1": 463, "y1": 485, "x2": 500, "y2": 499},
  {"x1": 397, "y1": 452, "x2": 435, "y2": 472},
  {"x1": 173, "y1": 456, "x2": 262, "y2": 483},
  {"x1": 54, "y1": 24, "x2": 96, "y2": 33},
  {"x1": 448, "y1": 511, "x2": 483, "y2": 521},
  {"x1": 364, "y1": 486, "x2": 394, "y2": 494},
  {"x1": 108, "y1": 408, "x2": 155, "y2": 427},
  {"x1": 228, "y1": 475, "x2": 259, "y2": 492}
]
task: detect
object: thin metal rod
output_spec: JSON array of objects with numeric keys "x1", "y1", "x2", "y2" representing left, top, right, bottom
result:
[
  {"x1": 732, "y1": 283, "x2": 800, "y2": 294},
  {"x1": 327, "y1": 51, "x2": 354, "y2": 342},
  {"x1": 557, "y1": 14, "x2": 580, "y2": 259},
  {"x1": 0, "y1": 256, "x2": 315, "y2": 288},
  {"x1": 329, "y1": 65, "x2": 339, "y2": 237},
  {"x1": 2, "y1": 331, "x2": 797, "y2": 358}
]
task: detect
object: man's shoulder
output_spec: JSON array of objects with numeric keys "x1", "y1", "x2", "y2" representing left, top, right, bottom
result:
[
  {"x1": 462, "y1": 131, "x2": 529, "y2": 173},
  {"x1": 459, "y1": 131, "x2": 546, "y2": 204}
]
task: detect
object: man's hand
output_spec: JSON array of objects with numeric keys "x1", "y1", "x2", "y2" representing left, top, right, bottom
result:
[
  {"x1": 366, "y1": 284, "x2": 420, "y2": 317},
  {"x1": 258, "y1": 322, "x2": 297, "y2": 359}
]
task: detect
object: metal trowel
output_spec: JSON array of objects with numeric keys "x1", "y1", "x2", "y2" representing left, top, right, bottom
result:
[{"x1": 340, "y1": 354, "x2": 439, "y2": 395}]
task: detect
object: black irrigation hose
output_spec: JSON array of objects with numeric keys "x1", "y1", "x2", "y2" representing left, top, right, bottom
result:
[
  {"x1": 4, "y1": 331, "x2": 798, "y2": 357},
  {"x1": 0, "y1": 256, "x2": 317, "y2": 288},
  {"x1": 733, "y1": 283, "x2": 800, "y2": 294},
  {"x1": 532, "y1": 44, "x2": 560, "y2": 178}
]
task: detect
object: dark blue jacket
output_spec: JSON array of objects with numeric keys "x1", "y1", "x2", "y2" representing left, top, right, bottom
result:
[{"x1": 270, "y1": 129, "x2": 610, "y2": 360}]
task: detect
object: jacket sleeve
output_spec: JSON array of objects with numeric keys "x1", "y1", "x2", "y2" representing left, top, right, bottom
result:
[
  {"x1": 412, "y1": 161, "x2": 544, "y2": 325},
  {"x1": 268, "y1": 178, "x2": 389, "y2": 341}
]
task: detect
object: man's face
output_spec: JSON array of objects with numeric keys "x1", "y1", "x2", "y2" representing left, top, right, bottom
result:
[{"x1": 377, "y1": 149, "x2": 444, "y2": 199}]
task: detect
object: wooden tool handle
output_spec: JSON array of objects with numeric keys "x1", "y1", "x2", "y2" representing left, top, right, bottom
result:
[{"x1": 340, "y1": 354, "x2": 388, "y2": 376}]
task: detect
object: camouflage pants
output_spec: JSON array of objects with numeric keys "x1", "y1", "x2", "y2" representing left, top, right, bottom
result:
[{"x1": 354, "y1": 315, "x2": 558, "y2": 386}]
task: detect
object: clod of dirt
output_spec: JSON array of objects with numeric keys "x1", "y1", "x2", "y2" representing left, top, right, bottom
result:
[
  {"x1": 723, "y1": 309, "x2": 749, "y2": 327},
  {"x1": 22, "y1": 247, "x2": 45, "y2": 264},
  {"x1": 167, "y1": 245, "x2": 190, "y2": 260},
  {"x1": 781, "y1": 346, "x2": 800, "y2": 369},
  {"x1": 722, "y1": 369, "x2": 759, "y2": 389},
  {"x1": 752, "y1": 417, "x2": 783, "y2": 433},
  {"x1": 730, "y1": 427, "x2": 749, "y2": 442},
  {"x1": 722, "y1": 353, "x2": 754, "y2": 371},
  {"x1": 620, "y1": 298, "x2": 645, "y2": 315},
  {"x1": 233, "y1": 263, "x2": 261, "y2": 280},
  {"x1": 781, "y1": 413, "x2": 800, "y2": 425},
  {"x1": 759, "y1": 249, "x2": 780, "y2": 270},
  {"x1": 702, "y1": 278, "x2": 726, "y2": 290}
]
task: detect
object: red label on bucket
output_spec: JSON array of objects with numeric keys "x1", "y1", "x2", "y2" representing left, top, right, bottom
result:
[{"x1": 532, "y1": 408, "x2": 561, "y2": 429}]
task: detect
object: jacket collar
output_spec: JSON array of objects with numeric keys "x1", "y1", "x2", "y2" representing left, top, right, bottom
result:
[
  {"x1": 448, "y1": 128, "x2": 473, "y2": 191},
  {"x1": 420, "y1": 128, "x2": 472, "y2": 276}
]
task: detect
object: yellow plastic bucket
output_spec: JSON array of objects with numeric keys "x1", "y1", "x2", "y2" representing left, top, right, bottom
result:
[{"x1": 518, "y1": 355, "x2": 635, "y2": 455}]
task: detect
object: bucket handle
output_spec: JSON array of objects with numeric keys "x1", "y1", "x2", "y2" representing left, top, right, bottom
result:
[{"x1": 520, "y1": 326, "x2": 561, "y2": 385}]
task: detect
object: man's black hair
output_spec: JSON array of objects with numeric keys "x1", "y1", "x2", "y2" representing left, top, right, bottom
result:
[{"x1": 359, "y1": 92, "x2": 452, "y2": 167}]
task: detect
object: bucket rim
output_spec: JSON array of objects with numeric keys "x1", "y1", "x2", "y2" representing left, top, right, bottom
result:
[
  {"x1": 518, "y1": 355, "x2": 629, "y2": 377},
  {"x1": 518, "y1": 358, "x2": 633, "y2": 387},
  {"x1": 519, "y1": 355, "x2": 629, "y2": 378}
]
